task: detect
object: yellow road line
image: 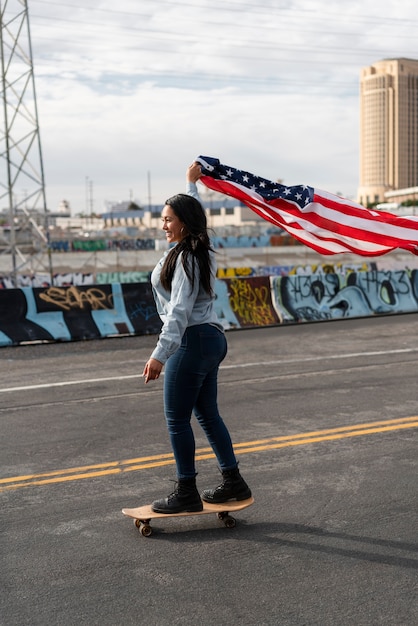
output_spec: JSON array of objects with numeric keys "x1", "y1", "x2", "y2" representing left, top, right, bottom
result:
[{"x1": 1, "y1": 416, "x2": 417, "y2": 492}]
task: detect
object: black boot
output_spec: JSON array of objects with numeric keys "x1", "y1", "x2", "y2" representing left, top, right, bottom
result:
[
  {"x1": 151, "y1": 478, "x2": 203, "y2": 514},
  {"x1": 201, "y1": 467, "x2": 252, "y2": 503}
]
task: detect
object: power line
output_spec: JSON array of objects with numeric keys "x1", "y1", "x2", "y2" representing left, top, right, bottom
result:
[
  {"x1": 30, "y1": 0, "x2": 418, "y2": 28},
  {"x1": 28, "y1": 10, "x2": 418, "y2": 45},
  {"x1": 26, "y1": 1, "x2": 417, "y2": 86}
]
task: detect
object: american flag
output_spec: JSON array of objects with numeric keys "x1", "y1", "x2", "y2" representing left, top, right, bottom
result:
[{"x1": 195, "y1": 156, "x2": 418, "y2": 256}]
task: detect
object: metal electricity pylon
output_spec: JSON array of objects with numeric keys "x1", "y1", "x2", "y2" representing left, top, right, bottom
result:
[{"x1": 0, "y1": 0, "x2": 53, "y2": 286}]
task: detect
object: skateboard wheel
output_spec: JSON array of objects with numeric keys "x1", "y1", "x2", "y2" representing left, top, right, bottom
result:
[
  {"x1": 223, "y1": 516, "x2": 236, "y2": 529},
  {"x1": 134, "y1": 519, "x2": 141, "y2": 529},
  {"x1": 139, "y1": 523, "x2": 153, "y2": 537}
]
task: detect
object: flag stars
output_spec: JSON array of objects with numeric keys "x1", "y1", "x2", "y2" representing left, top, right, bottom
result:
[{"x1": 205, "y1": 156, "x2": 314, "y2": 209}]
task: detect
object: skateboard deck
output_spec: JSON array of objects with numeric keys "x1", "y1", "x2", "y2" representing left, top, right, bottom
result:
[{"x1": 122, "y1": 496, "x2": 254, "y2": 536}]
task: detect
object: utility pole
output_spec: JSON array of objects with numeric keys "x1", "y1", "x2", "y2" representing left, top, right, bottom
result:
[
  {"x1": 147, "y1": 171, "x2": 152, "y2": 211},
  {"x1": 0, "y1": 0, "x2": 53, "y2": 286}
]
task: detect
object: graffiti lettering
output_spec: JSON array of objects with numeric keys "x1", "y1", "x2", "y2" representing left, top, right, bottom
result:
[
  {"x1": 216, "y1": 266, "x2": 253, "y2": 278},
  {"x1": 39, "y1": 286, "x2": 113, "y2": 311},
  {"x1": 288, "y1": 262, "x2": 374, "y2": 276},
  {"x1": 96, "y1": 271, "x2": 150, "y2": 284},
  {"x1": 228, "y1": 279, "x2": 277, "y2": 326},
  {"x1": 128, "y1": 302, "x2": 158, "y2": 321},
  {"x1": 285, "y1": 274, "x2": 340, "y2": 301},
  {"x1": 349, "y1": 270, "x2": 417, "y2": 313}
]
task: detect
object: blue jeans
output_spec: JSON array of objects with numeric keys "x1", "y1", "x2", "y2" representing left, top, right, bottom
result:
[{"x1": 163, "y1": 324, "x2": 238, "y2": 479}]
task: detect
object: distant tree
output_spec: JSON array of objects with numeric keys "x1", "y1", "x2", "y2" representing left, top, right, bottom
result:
[{"x1": 128, "y1": 202, "x2": 142, "y2": 211}]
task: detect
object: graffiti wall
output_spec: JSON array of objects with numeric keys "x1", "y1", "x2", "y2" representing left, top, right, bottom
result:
[
  {"x1": 49, "y1": 238, "x2": 155, "y2": 252},
  {"x1": 272, "y1": 269, "x2": 418, "y2": 322},
  {"x1": 0, "y1": 270, "x2": 150, "y2": 289},
  {"x1": 1, "y1": 269, "x2": 417, "y2": 346},
  {"x1": 0, "y1": 261, "x2": 377, "y2": 289},
  {"x1": 0, "y1": 283, "x2": 161, "y2": 346},
  {"x1": 46, "y1": 235, "x2": 275, "y2": 254}
]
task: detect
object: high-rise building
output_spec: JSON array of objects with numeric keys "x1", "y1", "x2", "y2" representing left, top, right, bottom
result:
[{"x1": 357, "y1": 58, "x2": 418, "y2": 206}]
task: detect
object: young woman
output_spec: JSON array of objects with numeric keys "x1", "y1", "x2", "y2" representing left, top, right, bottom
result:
[{"x1": 142, "y1": 163, "x2": 251, "y2": 513}]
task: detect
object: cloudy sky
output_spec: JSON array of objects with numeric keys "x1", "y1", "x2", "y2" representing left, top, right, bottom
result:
[{"x1": 5, "y1": 0, "x2": 418, "y2": 214}]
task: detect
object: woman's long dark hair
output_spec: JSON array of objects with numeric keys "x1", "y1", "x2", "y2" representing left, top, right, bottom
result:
[{"x1": 160, "y1": 193, "x2": 214, "y2": 296}]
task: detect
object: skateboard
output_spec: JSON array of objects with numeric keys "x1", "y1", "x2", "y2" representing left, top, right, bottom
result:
[{"x1": 122, "y1": 496, "x2": 254, "y2": 537}]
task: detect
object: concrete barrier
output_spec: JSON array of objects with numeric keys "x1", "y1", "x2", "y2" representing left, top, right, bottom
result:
[{"x1": 1, "y1": 268, "x2": 417, "y2": 346}]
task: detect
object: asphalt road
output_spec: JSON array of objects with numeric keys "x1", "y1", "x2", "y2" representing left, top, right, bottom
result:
[{"x1": 1, "y1": 315, "x2": 417, "y2": 626}]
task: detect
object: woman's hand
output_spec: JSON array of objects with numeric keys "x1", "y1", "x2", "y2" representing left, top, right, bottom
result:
[
  {"x1": 187, "y1": 162, "x2": 202, "y2": 183},
  {"x1": 142, "y1": 358, "x2": 163, "y2": 383}
]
